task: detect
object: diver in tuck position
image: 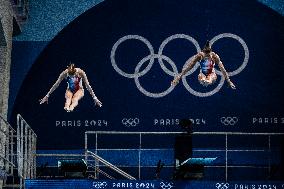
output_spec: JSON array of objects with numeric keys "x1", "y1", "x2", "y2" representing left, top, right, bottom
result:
[
  {"x1": 171, "y1": 41, "x2": 236, "y2": 89},
  {"x1": 39, "y1": 63, "x2": 102, "y2": 112}
]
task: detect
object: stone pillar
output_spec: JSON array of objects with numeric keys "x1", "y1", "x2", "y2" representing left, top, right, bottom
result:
[
  {"x1": 0, "y1": 0, "x2": 14, "y2": 187},
  {"x1": 0, "y1": 0, "x2": 13, "y2": 118}
]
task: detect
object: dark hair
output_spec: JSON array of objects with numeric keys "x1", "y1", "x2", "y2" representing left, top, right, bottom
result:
[
  {"x1": 202, "y1": 40, "x2": 212, "y2": 53},
  {"x1": 67, "y1": 63, "x2": 76, "y2": 75}
]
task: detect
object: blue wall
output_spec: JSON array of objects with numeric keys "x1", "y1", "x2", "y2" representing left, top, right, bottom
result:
[
  {"x1": 9, "y1": 0, "x2": 284, "y2": 181},
  {"x1": 10, "y1": 0, "x2": 284, "y2": 149}
]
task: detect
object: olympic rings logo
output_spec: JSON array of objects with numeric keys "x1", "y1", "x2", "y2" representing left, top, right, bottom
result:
[
  {"x1": 160, "y1": 182, "x2": 174, "y2": 189},
  {"x1": 220, "y1": 117, "x2": 238, "y2": 126},
  {"x1": 92, "y1": 181, "x2": 107, "y2": 189},
  {"x1": 122, "y1": 118, "x2": 140, "y2": 127},
  {"x1": 216, "y1": 183, "x2": 230, "y2": 189},
  {"x1": 110, "y1": 33, "x2": 249, "y2": 98}
]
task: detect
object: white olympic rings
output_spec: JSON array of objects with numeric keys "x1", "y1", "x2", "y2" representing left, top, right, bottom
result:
[
  {"x1": 110, "y1": 33, "x2": 249, "y2": 98},
  {"x1": 220, "y1": 117, "x2": 238, "y2": 126},
  {"x1": 122, "y1": 118, "x2": 140, "y2": 127},
  {"x1": 216, "y1": 183, "x2": 230, "y2": 189}
]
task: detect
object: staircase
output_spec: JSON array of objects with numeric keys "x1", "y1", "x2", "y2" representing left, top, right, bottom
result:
[
  {"x1": 3, "y1": 169, "x2": 21, "y2": 189},
  {"x1": 1, "y1": 114, "x2": 37, "y2": 189}
]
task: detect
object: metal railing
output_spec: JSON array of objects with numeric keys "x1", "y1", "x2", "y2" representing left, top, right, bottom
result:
[
  {"x1": 85, "y1": 131, "x2": 284, "y2": 181},
  {"x1": 86, "y1": 150, "x2": 136, "y2": 180},
  {"x1": 17, "y1": 114, "x2": 37, "y2": 188},
  {"x1": 0, "y1": 115, "x2": 16, "y2": 178},
  {"x1": 84, "y1": 131, "x2": 183, "y2": 180}
]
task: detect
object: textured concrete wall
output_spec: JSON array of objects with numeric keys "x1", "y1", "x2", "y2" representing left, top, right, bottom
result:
[
  {"x1": 0, "y1": 0, "x2": 13, "y2": 118},
  {"x1": 0, "y1": 0, "x2": 13, "y2": 187},
  {"x1": 13, "y1": 0, "x2": 103, "y2": 41}
]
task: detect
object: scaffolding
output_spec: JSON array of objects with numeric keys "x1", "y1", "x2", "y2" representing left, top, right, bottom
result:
[
  {"x1": 17, "y1": 114, "x2": 37, "y2": 188},
  {"x1": 0, "y1": 114, "x2": 37, "y2": 188},
  {"x1": 0, "y1": 115, "x2": 16, "y2": 180}
]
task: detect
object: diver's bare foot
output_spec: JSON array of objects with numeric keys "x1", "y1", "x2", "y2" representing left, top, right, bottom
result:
[{"x1": 64, "y1": 106, "x2": 70, "y2": 112}]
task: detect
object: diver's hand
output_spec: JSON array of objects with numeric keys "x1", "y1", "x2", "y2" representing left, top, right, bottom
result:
[
  {"x1": 94, "y1": 98, "x2": 102, "y2": 107},
  {"x1": 229, "y1": 81, "x2": 236, "y2": 89},
  {"x1": 171, "y1": 75, "x2": 181, "y2": 86},
  {"x1": 39, "y1": 95, "x2": 49, "y2": 104}
]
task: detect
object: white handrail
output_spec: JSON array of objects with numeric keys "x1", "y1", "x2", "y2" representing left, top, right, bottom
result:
[
  {"x1": 16, "y1": 114, "x2": 37, "y2": 189},
  {"x1": 0, "y1": 115, "x2": 16, "y2": 177},
  {"x1": 89, "y1": 165, "x2": 115, "y2": 180},
  {"x1": 85, "y1": 131, "x2": 284, "y2": 135},
  {"x1": 86, "y1": 150, "x2": 136, "y2": 180},
  {"x1": 85, "y1": 131, "x2": 284, "y2": 181}
]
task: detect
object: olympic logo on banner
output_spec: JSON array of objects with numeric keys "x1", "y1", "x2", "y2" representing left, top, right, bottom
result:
[
  {"x1": 92, "y1": 181, "x2": 107, "y2": 188},
  {"x1": 111, "y1": 33, "x2": 249, "y2": 98},
  {"x1": 216, "y1": 183, "x2": 230, "y2": 189},
  {"x1": 122, "y1": 118, "x2": 140, "y2": 127},
  {"x1": 220, "y1": 117, "x2": 238, "y2": 126},
  {"x1": 160, "y1": 182, "x2": 174, "y2": 189}
]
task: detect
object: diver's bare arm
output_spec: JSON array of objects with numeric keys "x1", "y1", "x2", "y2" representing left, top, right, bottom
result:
[
  {"x1": 79, "y1": 69, "x2": 102, "y2": 107},
  {"x1": 213, "y1": 53, "x2": 236, "y2": 89},
  {"x1": 40, "y1": 70, "x2": 67, "y2": 104},
  {"x1": 181, "y1": 53, "x2": 202, "y2": 76},
  {"x1": 171, "y1": 53, "x2": 202, "y2": 85},
  {"x1": 46, "y1": 70, "x2": 67, "y2": 97}
]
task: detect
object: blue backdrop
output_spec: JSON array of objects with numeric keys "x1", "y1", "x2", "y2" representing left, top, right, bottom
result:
[{"x1": 11, "y1": 0, "x2": 284, "y2": 149}]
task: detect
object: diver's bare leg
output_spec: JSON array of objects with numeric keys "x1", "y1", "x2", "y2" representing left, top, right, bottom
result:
[
  {"x1": 64, "y1": 90, "x2": 73, "y2": 111},
  {"x1": 207, "y1": 72, "x2": 217, "y2": 84},
  {"x1": 69, "y1": 89, "x2": 84, "y2": 111},
  {"x1": 198, "y1": 72, "x2": 217, "y2": 86},
  {"x1": 198, "y1": 72, "x2": 205, "y2": 82},
  {"x1": 198, "y1": 73, "x2": 208, "y2": 86}
]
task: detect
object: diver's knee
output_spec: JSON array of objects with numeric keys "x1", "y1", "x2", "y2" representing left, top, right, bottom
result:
[{"x1": 71, "y1": 98, "x2": 78, "y2": 104}]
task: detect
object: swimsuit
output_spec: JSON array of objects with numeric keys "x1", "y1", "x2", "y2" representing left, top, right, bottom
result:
[
  {"x1": 199, "y1": 57, "x2": 215, "y2": 76},
  {"x1": 67, "y1": 74, "x2": 82, "y2": 93}
]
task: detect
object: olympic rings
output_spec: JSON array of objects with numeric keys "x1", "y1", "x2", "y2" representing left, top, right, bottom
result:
[
  {"x1": 210, "y1": 33, "x2": 249, "y2": 77},
  {"x1": 110, "y1": 33, "x2": 249, "y2": 98},
  {"x1": 220, "y1": 117, "x2": 238, "y2": 126},
  {"x1": 134, "y1": 54, "x2": 178, "y2": 98},
  {"x1": 122, "y1": 118, "x2": 140, "y2": 127},
  {"x1": 216, "y1": 183, "x2": 230, "y2": 189},
  {"x1": 160, "y1": 182, "x2": 174, "y2": 189},
  {"x1": 110, "y1": 35, "x2": 155, "y2": 78},
  {"x1": 158, "y1": 34, "x2": 201, "y2": 76}
]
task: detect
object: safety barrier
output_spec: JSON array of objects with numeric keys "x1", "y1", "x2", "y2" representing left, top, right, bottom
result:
[
  {"x1": 86, "y1": 150, "x2": 136, "y2": 180},
  {"x1": 0, "y1": 115, "x2": 16, "y2": 179},
  {"x1": 85, "y1": 131, "x2": 284, "y2": 181},
  {"x1": 17, "y1": 114, "x2": 37, "y2": 188}
]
